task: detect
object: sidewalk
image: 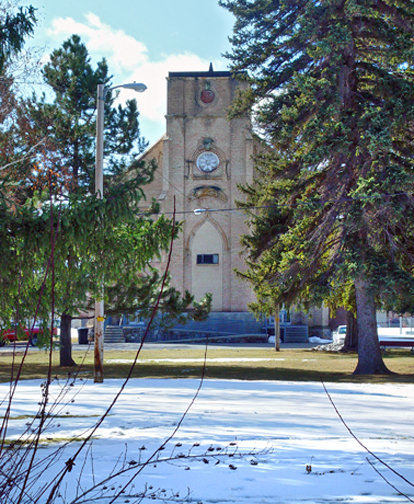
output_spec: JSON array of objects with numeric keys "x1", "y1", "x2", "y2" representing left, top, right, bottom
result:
[{"x1": 0, "y1": 340, "x2": 320, "y2": 354}]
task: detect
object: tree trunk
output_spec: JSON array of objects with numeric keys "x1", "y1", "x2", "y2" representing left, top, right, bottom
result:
[
  {"x1": 60, "y1": 313, "x2": 76, "y2": 367},
  {"x1": 343, "y1": 310, "x2": 358, "y2": 351},
  {"x1": 353, "y1": 275, "x2": 390, "y2": 375},
  {"x1": 274, "y1": 304, "x2": 280, "y2": 352}
]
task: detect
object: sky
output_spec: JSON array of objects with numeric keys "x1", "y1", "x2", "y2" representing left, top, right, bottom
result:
[{"x1": 23, "y1": 0, "x2": 236, "y2": 145}]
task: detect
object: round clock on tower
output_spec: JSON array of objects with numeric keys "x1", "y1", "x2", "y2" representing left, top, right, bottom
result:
[{"x1": 196, "y1": 151, "x2": 220, "y2": 173}]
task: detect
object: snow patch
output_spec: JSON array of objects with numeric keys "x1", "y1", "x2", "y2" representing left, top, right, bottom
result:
[{"x1": 2, "y1": 379, "x2": 413, "y2": 503}]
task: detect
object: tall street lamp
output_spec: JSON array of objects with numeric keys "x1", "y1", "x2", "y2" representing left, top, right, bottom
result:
[{"x1": 94, "y1": 81, "x2": 147, "y2": 383}]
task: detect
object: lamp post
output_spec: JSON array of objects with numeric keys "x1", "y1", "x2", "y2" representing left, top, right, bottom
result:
[{"x1": 94, "y1": 81, "x2": 147, "y2": 383}]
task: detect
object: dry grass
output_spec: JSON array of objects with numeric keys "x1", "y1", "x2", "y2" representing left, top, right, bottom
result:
[{"x1": 0, "y1": 344, "x2": 412, "y2": 383}]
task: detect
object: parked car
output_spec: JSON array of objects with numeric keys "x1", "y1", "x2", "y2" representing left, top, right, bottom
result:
[
  {"x1": 332, "y1": 325, "x2": 347, "y2": 344},
  {"x1": 0, "y1": 325, "x2": 58, "y2": 346}
]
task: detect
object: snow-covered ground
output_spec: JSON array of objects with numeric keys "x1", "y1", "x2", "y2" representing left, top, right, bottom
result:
[{"x1": 2, "y1": 378, "x2": 414, "y2": 503}]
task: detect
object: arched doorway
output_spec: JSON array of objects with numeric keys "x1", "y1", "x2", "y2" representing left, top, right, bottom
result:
[{"x1": 191, "y1": 220, "x2": 223, "y2": 311}]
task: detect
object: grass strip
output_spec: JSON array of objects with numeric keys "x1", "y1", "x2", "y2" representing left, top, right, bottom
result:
[{"x1": 0, "y1": 345, "x2": 412, "y2": 383}]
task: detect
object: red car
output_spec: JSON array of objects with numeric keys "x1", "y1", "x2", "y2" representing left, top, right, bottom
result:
[{"x1": 0, "y1": 326, "x2": 57, "y2": 346}]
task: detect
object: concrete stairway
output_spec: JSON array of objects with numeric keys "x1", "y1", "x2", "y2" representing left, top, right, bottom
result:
[
  {"x1": 284, "y1": 325, "x2": 309, "y2": 343},
  {"x1": 104, "y1": 325, "x2": 124, "y2": 343}
]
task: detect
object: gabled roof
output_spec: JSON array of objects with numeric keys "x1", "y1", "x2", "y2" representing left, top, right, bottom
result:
[{"x1": 137, "y1": 134, "x2": 166, "y2": 162}]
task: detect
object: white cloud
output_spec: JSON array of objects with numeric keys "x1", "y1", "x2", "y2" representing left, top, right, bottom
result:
[
  {"x1": 129, "y1": 52, "x2": 216, "y2": 123},
  {"x1": 47, "y1": 13, "x2": 148, "y2": 73},
  {"x1": 45, "y1": 13, "x2": 221, "y2": 141}
]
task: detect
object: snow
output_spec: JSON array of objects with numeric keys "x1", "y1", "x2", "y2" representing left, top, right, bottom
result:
[
  {"x1": 107, "y1": 357, "x2": 287, "y2": 363},
  {"x1": 267, "y1": 335, "x2": 332, "y2": 345},
  {"x1": 2, "y1": 378, "x2": 414, "y2": 503},
  {"x1": 308, "y1": 336, "x2": 333, "y2": 344}
]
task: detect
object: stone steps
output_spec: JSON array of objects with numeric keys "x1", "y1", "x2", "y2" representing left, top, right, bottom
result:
[
  {"x1": 284, "y1": 325, "x2": 309, "y2": 343},
  {"x1": 104, "y1": 325, "x2": 124, "y2": 343}
]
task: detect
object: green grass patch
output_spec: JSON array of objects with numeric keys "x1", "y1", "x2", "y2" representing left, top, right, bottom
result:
[
  {"x1": 0, "y1": 414, "x2": 103, "y2": 421},
  {"x1": 0, "y1": 345, "x2": 412, "y2": 383},
  {"x1": 3, "y1": 436, "x2": 93, "y2": 448},
  {"x1": 37, "y1": 436, "x2": 93, "y2": 446}
]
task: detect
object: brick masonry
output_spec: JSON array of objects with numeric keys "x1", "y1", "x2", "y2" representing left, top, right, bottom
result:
[
  {"x1": 139, "y1": 69, "x2": 256, "y2": 313},
  {"x1": 138, "y1": 68, "x2": 330, "y2": 334}
]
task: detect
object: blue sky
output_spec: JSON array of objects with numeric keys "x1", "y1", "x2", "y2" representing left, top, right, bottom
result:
[{"x1": 25, "y1": 0, "x2": 236, "y2": 144}]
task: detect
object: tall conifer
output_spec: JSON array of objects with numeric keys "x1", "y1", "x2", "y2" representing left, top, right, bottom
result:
[
  {"x1": 2, "y1": 36, "x2": 210, "y2": 365},
  {"x1": 221, "y1": 0, "x2": 414, "y2": 373}
]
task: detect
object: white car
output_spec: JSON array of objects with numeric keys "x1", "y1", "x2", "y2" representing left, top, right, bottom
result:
[{"x1": 332, "y1": 325, "x2": 347, "y2": 344}]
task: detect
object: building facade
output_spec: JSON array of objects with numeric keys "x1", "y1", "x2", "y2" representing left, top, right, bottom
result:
[
  {"x1": 141, "y1": 67, "x2": 256, "y2": 312},
  {"x1": 140, "y1": 66, "x2": 330, "y2": 335}
]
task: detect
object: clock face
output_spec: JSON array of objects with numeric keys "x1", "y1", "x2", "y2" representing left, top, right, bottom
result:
[{"x1": 196, "y1": 152, "x2": 219, "y2": 173}]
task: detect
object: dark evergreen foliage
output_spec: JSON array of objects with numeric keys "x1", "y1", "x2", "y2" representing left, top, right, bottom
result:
[
  {"x1": 0, "y1": 35, "x2": 211, "y2": 364},
  {"x1": 221, "y1": 0, "x2": 414, "y2": 373},
  {"x1": 0, "y1": 4, "x2": 36, "y2": 72}
]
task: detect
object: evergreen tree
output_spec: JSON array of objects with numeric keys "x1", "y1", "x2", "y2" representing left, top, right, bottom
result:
[
  {"x1": 7, "y1": 35, "x2": 210, "y2": 365},
  {"x1": 21, "y1": 35, "x2": 147, "y2": 196},
  {"x1": 0, "y1": 1, "x2": 37, "y2": 198},
  {"x1": 0, "y1": 2, "x2": 39, "y2": 332},
  {"x1": 221, "y1": 0, "x2": 414, "y2": 374},
  {"x1": 15, "y1": 35, "x2": 152, "y2": 365},
  {"x1": 0, "y1": 2, "x2": 36, "y2": 73}
]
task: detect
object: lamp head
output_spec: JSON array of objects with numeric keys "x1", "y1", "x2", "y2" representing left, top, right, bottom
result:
[{"x1": 121, "y1": 82, "x2": 147, "y2": 93}]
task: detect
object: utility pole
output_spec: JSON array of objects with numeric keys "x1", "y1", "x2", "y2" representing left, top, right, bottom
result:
[
  {"x1": 94, "y1": 83, "x2": 105, "y2": 383},
  {"x1": 93, "y1": 82, "x2": 146, "y2": 383}
]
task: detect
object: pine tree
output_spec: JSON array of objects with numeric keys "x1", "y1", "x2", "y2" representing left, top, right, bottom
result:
[
  {"x1": 0, "y1": 2, "x2": 39, "y2": 331},
  {"x1": 13, "y1": 35, "x2": 149, "y2": 365},
  {"x1": 221, "y1": 0, "x2": 414, "y2": 374},
  {"x1": 0, "y1": 2, "x2": 36, "y2": 73},
  {"x1": 7, "y1": 36, "x2": 211, "y2": 365}
]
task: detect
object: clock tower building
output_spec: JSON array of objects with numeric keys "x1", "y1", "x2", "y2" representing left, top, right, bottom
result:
[{"x1": 140, "y1": 66, "x2": 256, "y2": 314}]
